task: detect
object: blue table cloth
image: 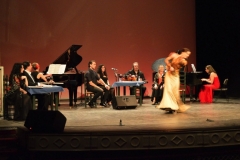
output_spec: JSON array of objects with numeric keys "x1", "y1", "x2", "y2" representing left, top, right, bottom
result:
[
  {"x1": 112, "y1": 81, "x2": 145, "y2": 87},
  {"x1": 27, "y1": 86, "x2": 64, "y2": 110},
  {"x1": 27, "y1": 86, "x2": 64, "y2": 95},
  {"x1": 112, "y1": 81, "x2": 145, "y2": 106}
]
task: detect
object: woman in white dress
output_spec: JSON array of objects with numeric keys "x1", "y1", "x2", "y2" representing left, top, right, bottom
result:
[{"x1": 156, "y1": 48, "x2": 191, "y2": 113}]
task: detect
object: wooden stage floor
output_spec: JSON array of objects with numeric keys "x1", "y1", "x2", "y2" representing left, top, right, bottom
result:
[{"x1": 1, "y1": 97, "x2": 240, "y2": 159}]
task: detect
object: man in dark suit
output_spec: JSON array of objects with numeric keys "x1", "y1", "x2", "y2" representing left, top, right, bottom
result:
[{"x1": 22, "y1": 61, "x2": 49, "y2": 111}]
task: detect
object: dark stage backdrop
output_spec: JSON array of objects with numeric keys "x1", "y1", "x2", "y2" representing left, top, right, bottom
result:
[
  {"x1": 0, "y1": 0, "x2": 196, "y2": 98},
  {"x1": 196, "y1": 0, "x2": 240, "y2": 97}
]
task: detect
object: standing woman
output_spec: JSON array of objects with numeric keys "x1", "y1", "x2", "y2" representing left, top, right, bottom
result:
[
  {"x1": 97, "y1": 64, "x2": 115, "y2": 106},
  {"x1": 5, "y1": 63, "x2": 32, "y2": 120},
  {"x1": 199, "y1": 65, "x2": 220, "y2": 103},
  {"x1": 151, "y1": 65, "x2": 165, "y2": 105},
  {"x1": 156, "y1": 48, "x2": 191, "y2": 113}
]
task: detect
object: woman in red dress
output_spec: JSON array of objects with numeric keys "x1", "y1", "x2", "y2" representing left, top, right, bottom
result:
[{"x1": 199, "y1": 65, "x2": 220, "y2": 103}]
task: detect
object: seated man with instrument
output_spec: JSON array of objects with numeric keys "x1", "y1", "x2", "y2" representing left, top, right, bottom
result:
[
  {"x1": 151, "y1": 65, "x2": 165, "y2": 105},
  {"x1": 85, "y1": 60, "x2": 111, "y2": 108},
  {"x1": 125, "y1": 62, "x2": 147, "y2": 102}
]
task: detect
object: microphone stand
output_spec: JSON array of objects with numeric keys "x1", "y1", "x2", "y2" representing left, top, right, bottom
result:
[{"x1": 112, "y1": 69, "x2": 119, "y2": 96}]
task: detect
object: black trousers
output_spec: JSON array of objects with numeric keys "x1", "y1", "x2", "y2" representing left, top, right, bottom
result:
[
  {"x1": 36, "y1": 94, "x2": 50, "y2": 111},
  {"x1": 98, "y1": 86, "x2": 113, "y2": 103},
  {"x1": 151, "y1": 86, "x2": 164, "y2": 103},
  {"x1": 87, "y1": 86, "x2": 110, "y2": 104},
  {"x1": 130, "y1": 86, "x2": 146, "y2": 100}
]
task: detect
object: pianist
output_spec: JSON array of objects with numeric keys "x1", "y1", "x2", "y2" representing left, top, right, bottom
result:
[
  {"x1": 31, "y1": 62, "x2": 53, "y2": 84},
  {"x1": 199, "y1": 65, "x2": 220, "y2": 103},
  {"x1": 85, "y1": 60, "x2": 110, "y2": 108}
]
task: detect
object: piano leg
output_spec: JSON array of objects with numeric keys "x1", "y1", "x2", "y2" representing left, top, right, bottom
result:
[
  {"x1": 189, "y1": 84, "x2": 201, "y2": 101},
  {"x1": 53, "y1": 92, "x2": 60, "y2": 106},
  {"x1": 73, "y1": 86, "x2": 77, "y2": 106},
  {"x1": 68, "y1": 80, "x2": 78, "y2": 107},
  {"x1": 189, "y1": 85, "x2": 195, "y2": 101}
]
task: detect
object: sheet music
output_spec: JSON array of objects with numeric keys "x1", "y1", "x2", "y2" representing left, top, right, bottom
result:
[
  {"x1": 47, "y1": 64, "x2": 66, "y2": 74},
  {"x1": 191, "y1": 64, "x2": 196, "y2": 73}
]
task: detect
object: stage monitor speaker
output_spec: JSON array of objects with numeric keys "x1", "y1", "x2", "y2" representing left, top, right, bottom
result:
[
  {"x1": 24, "y1": 110, "x2": 67, "y2": 133},
  {"x1": 112, "y1": 95, "x2": 138, "y2": 109}
]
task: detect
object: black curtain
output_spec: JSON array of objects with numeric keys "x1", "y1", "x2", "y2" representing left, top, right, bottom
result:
[{"x1": 196, "y1": 0, "x2": 240, "y2": 97}]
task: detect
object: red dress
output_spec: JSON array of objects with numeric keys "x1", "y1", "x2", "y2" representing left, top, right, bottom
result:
[{"x1": 199, "y1": 77, "x2": 220, "y2": 103}]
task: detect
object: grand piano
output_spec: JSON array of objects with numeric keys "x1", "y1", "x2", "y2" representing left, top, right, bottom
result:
[{"x1": 44, "y1": 44, "x2": 83, "y2": 106}]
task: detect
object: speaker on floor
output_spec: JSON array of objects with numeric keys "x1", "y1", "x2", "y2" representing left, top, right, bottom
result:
[
  {"x1": 112, "y1": 95, "x2": 138, "y2": 109},
  {"x1": 24, "y1": 110, "x2": 67, "y2": 133}
]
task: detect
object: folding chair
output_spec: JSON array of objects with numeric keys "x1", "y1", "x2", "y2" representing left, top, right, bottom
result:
[{"x1": 214, "y1": 78, "x2": 229, "y2": 102}]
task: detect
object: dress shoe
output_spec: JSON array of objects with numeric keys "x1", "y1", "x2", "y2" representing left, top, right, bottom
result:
[
  {"x1": 100, "y1": 102, "x2": 108, "y2": 107},
  {"x1": 69, "y1": 103, "x2": 73, "y2": 106},
  {"x1": 107, "y1": 101, "x2": 112, "y2": 106},
  {"x1": 88, "y1": 102, "x2": 94, "y2": 108}
]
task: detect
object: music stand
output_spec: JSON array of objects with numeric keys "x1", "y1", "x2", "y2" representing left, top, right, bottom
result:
[
  {"x1": 191, "y1": 64, "x2": 197, "y2": 73},
  {"x1": 47, "y1": 64, "x2": 66, "y2": 74}
]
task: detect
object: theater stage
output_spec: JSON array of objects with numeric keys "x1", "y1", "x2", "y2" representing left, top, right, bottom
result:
[{"x1": 1, "y1": 98, "x2": 240, "y2": 159}]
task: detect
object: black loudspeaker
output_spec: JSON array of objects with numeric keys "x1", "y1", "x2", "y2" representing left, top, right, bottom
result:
[
  {"x1": 24, "y1": 110, "x2": 67, "y2": 133},
  {"x1": 112, "y1": 95, "x2": 138, "y2": 109}
]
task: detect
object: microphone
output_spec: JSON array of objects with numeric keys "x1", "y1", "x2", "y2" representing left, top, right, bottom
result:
[{"x1": 111, "y1": 68, "x2": 118, "y2": 70}]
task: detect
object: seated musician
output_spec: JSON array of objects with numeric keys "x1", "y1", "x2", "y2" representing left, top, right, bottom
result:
[
  {"x1": 31, "y1": 62, "x2": 53, "y2": 84},
  {"x1": 85, "y1": 60, "x2": 111, "y2": 108},
  {"x1": 96, "y1": 64, "x2": 115, "y2": 106},
  {"x1": 22, "y1": 61, "x2": 49, "y2": 111},
  {"x1": 199, "y1": 65, "x2": 220, "y2": 103},
  {"x1": 151, "y1": 65, "x2": 165, "y2": 105},
  {"x1": 125, "y1": 62, "x2": 147, "y2": 102},
  {"x1": 4, "y1": 63, "x2": 32, "y2": 120}
]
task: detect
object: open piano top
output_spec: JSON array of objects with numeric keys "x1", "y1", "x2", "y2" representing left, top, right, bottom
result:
[{"x1": 44, "y1": 44, "x2": 83, "y2": 87}]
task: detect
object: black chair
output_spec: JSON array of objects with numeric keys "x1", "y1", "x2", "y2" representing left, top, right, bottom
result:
[
  {"x1": 214, "y1": 78, "x2": 229, "y2": 102},
  {"x1": 84, "y1": 76, "x2": 95, "y2": 108},
  {"x1": 179, "y1": 68, "x2": 186, "y2": 103}
]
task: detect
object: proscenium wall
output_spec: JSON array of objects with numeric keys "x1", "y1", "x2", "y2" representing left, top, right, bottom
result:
[{"x1": 0, "y1": 0, "x2": 196, "y2": 98}]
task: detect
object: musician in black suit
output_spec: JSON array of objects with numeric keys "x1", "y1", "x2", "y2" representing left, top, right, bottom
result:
[
  {"x1": 22, "y1": 61, "x2": 49, "y2": 111},
  {"x1": 125, "y1": 62, "x2": 147, "y2": 102},
  {"x1": 85, "y1": 60, "x2": 110, "y2": 108}
]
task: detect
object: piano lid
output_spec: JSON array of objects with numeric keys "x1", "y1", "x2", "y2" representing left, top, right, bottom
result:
[{"x1": 52, "y1": 44, "x2": 83, "y2": 70}]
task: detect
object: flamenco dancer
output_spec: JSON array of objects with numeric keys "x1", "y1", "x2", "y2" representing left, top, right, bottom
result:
[{"x1": 156, "y1": 48, "x2": 191, "y2": 113}]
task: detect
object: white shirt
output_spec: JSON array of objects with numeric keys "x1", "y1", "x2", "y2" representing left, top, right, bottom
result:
[{"x1": 25, "y1": 70, "x2": 35, "y2": 83}]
